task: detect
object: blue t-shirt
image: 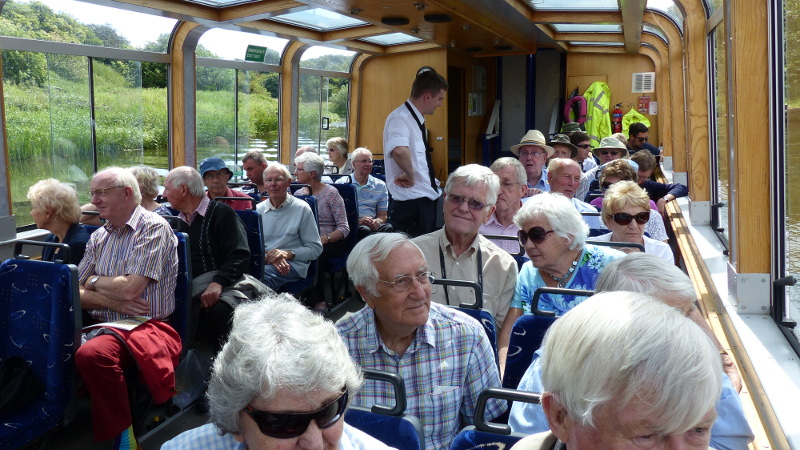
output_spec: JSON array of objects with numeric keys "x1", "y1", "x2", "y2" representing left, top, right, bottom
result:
[{"x1": 511, "y1": 244, "x2": 623, "y2": 315}]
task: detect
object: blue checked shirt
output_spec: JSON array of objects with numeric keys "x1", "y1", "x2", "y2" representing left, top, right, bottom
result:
[{"x1": 336, "y1": 302, "x2": 506, "y2": 450}]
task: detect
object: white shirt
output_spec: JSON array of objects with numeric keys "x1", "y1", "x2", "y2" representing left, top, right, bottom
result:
[
  {"x1": 383, "y1": 101, "x2": 440, "y2": 201},
  {"x1": 591, "y1": 232, "x2": 674, "y2": 262}
]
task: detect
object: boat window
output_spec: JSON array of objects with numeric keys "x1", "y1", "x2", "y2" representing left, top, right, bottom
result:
[
  {"x1": 643, "y1": 24, "x2": 668, "y2": 44},
  {"x1": 569, "y1": 42, "x2": 625, "y2": 47},
  {"x1": 646, "y1": 0, "x2": 685, "y2": 32},
  {"x1": 197, "y1": 28, "x2": 287, "y2": 64},
  {"x1": 710, "y1": 23, "x2": 730, "y2": 251}
]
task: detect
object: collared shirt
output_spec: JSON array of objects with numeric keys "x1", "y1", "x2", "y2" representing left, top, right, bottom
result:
[
  {"x1": 580, "y1": 157, "x2": 598, "y2": 173},
  {"x1": 178, "y1": 195, "x2": 210, "y2": 226},
  {"x1": 336, "y1": 174, "x2": 389, "y2": 218},
  {"x1": 413, "y1": 229, "x2": 517, "y2": 328},
  {"x1": 383, "y1": 101, "x2": 440, "y2": 201},
  {"x1": 161, "y1": 422, "x2": 396, "y2": 449},
  {"x1": 526, "y1": 168, "x2": 550, "y2": 192},
  {"x1": 337, "y1": 303, "x2": 505, "y2": 450},
  {"x1": 79, "y1": 205, "x2": 178, "y2": 322},
  {"x1": 207, "y1": 186, "x2": 253, "y2": 211},
  {"x1": 479, "y1": 211, "x2": 523, "y2": 254}
]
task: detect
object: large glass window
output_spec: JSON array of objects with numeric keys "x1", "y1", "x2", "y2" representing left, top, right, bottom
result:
[
  {"x1": 783, "y1": 0, "x2": 800, "y2": 338},
  {"x1": 710, "y1": 24, "x2": 730, "y2": 248}
]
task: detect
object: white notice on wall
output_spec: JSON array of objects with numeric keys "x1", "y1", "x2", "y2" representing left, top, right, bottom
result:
[{"x1": 649, "y1": 102, "x2": 658, "y2": 115}]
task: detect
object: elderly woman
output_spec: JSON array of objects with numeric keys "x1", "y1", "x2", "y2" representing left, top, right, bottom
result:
[
  {"x1": 162, "y1": 293, "x2": 393, "y2": 449},
  {"x1": 27, "y1": 178, "x2": 91, "y2": 264},
  {"x1": 130, "y1": 165, "x2": 172, "y2": 217},
  {"x1": 589, "y1": 159, "x2": 655, "y2": 209},
  {"x1": 509, "y1": 254, "x2": 754, "y2": 450},
  {"x1": 575, "y1": 136, "x2": 630, "y2": 201},
  {"x1": 257, "y1": 164, "x2": 323, "y2": 291},
  {"x1": 595, "y1": 181, "x2": 674, "y2": 262},
  {"x1": 326, "y1": 137, "x2": 353, "y2": 175},
  {"x1": 510, "y1": 292, "x2": 723, "y2": 450}
]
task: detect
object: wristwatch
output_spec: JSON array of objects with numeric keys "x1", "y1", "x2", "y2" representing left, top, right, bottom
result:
[
  {"x1": 90, "y1": 275, "x2": 100, "y2": 288},
  {"x1": 287, "y1": 250, "x2": 295, "y2": 261}
]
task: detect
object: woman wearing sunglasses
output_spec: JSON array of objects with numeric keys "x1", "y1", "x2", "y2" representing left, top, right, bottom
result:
[
  {"x1": 595, "y1": 181, "x2": 674, "y2": 263},
  {"x1": 162, "y1": 293, "x2": 392, "y2": 450},
  {"x1": 326, "y1": 137, "x2": 353, "y2": 175}
]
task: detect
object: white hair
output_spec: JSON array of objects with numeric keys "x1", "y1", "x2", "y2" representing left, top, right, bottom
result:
[
  {"x1": 595, "y1": 253, "x2": 696, "y2": 305},
  {"x1": 265, "y1": 162, "x2": 291, "y2": 181},
  {"x1": 165, "y1": 166, "x2": 205, "y2": 197},
  {"x1": 97, "y1": 166, "x2": 142, "y2": 204},
  {"x1": 541, "y1": 292, "x2": 721, "y2": 434},
  {"x1": 513, "y1": 192, "x2": 588, "y2": 250},
  {"x1": 295, "y1": 152, "x2": 325, "y2": 181},
  {"x1": 443, "y1": 164, "x2": 500, "y2": 206},
  {"x1": 347, "y1": 233, "x2": 424, "y2": 297},
  {"x1": 207, "y1": 293, "x2": 362, "y2": 435},
  {"x1": 490, "y1": 157, "x2": 527, "y2": 185},
  {"x1": 351, "y1": 147, "x2": 372, "y2": 160},
  {"x1": 546, "y1": 157, "x2": 580, "y2": 175}
]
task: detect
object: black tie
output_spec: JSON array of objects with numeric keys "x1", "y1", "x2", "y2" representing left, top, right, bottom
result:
[{"x1": 404, "y1": 101, "x2": 439, "y2": 193}]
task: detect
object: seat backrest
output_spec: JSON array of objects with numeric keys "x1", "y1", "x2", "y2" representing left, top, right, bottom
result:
[
  {"x1": 169, "y1": 232, "x2": 193, "y2": 354},
  {"x1": 531, "y1": 287, "x2": 595, "y2": 317},
  {"x1": 0, "y1": 258, "x2": 81, "y2": 418},
  {"x1": 502, "y1": 315, "x2": 557, "y2": 390},
  {"x1": 213, "y1": 196, "x2": 257, "y2": 210},
  {"x1": 328, "y1": 183, "x2": 359, "y2": 250},
  {"x1": 585, "y1": 239, "x2": 645, "y2": 253},
  {"x1": 344, "y1": 369, "x2": 424, "y2": 450},
  {"x1": 234, "y1": 209, "x2": 265, "y2": 279},
  {"x1": 449, "y1": 388, "x2": 541, "y2": 450},
  {"x1": 431, "y1": 278, "x2": 498, "y2": 363}
]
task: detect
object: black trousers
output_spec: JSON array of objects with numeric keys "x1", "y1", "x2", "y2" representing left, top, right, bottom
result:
[{"x1": 388, "y1": 197, "x2": 438, "y2": 238}]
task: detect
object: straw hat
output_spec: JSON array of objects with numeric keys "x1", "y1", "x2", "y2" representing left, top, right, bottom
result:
[
  {"x1": 592, "y1": 136, "x2": 628, "y2": 159},
  {"x1": 510, "y1": 130, "x2": 554, "y2": 157}
]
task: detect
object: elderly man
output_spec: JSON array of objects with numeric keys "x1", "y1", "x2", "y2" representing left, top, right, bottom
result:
[
  {"x1": 199, "y1": 157, "x2": 253, "y2": 210},
  {"x1": 631, "y1": 149, "x2": 688, "y2": 214},
  {"x1": 337, "y1": 233, "x2": 506, "y2": 450},
  {"x1": 547, "y1": 134, "x2": 577, "y2": 160},
  {"x1": 336, "y1": 147, "x2": 392, "y2": 239},
  {"x1": 626, "y1": 122, "x2": 661, "y2": 156},
  {"x1": 256, "y1": 163, "x2": 322, "y2": 290},
  {"x1": 546, "y1": 158, "x2": 601, "y2": 228},
  {"x1": 480, "y1": 157, "x2": 528, "y2": 253},
  {"x1": 511, "y1": 292, "x2": 722, "y2": 450},
  {"x1": 383, "y1": 66, "x2": 448, "y2": 237},
  {"x1": 164, "y1": 166, "x2": 266, "y2": 351},
  {"x1": 413, "y1": 164, "x2": 517, "y2": 338},
  {"x1": 575, "y1": 136, "x2": 629, "y2": 202},
  {"x1": 75, "y1": 167, "x2": 179, "y2": 446},
  {"x1": 240, "y1": 150, "x2": 268, "y2": 196},
  {"x1": 510, "y1": 129, "x2": 553, "y2": 195},
  {"x1": 569, "y1": 131, "x2": 597, "y2": 173}
]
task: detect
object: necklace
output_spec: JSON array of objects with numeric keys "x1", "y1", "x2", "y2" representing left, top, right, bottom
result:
[{"x1": 549, "y1": 254, "x2": 580, "y2": 288}]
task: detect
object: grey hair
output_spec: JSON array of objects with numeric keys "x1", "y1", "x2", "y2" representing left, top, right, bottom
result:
[
  {"x1": 546, "y1": 158, "x2": 580, "y2": 176},
  {"x1": 541, "y1": 292, "x2": 721, "y2": 434},
  {"x1": 490, "y1": 157, "x2": 527, "y2": 185},
  {"x1": 165, "y1": 166, "x2": 205, "y2": 198},
  {"x1": 443, "y1": 164, "x2": 500, "y2": 206},
  {"x1": 129, "y1": 165, "x2": 161, "y2": 199},
  {"x1": 326, "y1": 137, "x2": 348, "y2": 158},
  {"x1": 347, "y1": 233, "x2": 424, "y2": 297},
  {"x1": 207, "y1": 293, "x2": 363, "y2": 435},
  {"x1": 296, "y1": 146, "x2": 317, "y2": 155},
  {"x1": 98, "y1": 166, "x2": 142, "y2": 204},
  {"x1": 295, "y1": 152, "x2": 325, "y2": 182},
  {"x1": 513, "y1": 192, "x2": 588, "y2": 250},
  {"x1": 266, "y1": 162, "x2": 291, "y2": 181},
  {"x1": 242, "y1": 149, "x2": 267, "y2": 165},
  {"x1": 595, "y1": 253, "x2": 696, "y2": 305},
  {"x1": 27, "y1": 178, "x2": 81, "y2": 224},
  {"x1": 351, "y1": 147, "x2": 372, "y2": 161}
]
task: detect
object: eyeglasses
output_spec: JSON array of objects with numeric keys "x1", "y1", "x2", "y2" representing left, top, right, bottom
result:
[
  {"x1": 599, "y1": 150, "x2": 621, "y2": 156},
  {"x1": 519, "y1": 150, "x2": 547, "y2": 157},
  {"x1": 243, "y1": 389, "x2": 348, "y2": 439},
  {"x1": 518, "y1": 227, "x2": 555, "y2": 245},
  {"x1": 88, "y1": 186, "x2": 124, "y2": 197},
  {"x1": 612, "y1": 211, "x2": 650, "y2": 225},
  {"x1": 576, "y1": 144, "x2": 592, "y2": 149},
  {"x1": 446, "y1": 193, "x2": 488, "y2": 211},
  {"x1": 327, "y1": 148, "x2": 337, "y2": 152},
  {"x1": 634, "y1": 136, "x2": 649, "y2": 142},
  {"x1": 354, "y1": 159, "x2": 373, "y2": 164},
  {"x1": 378, "y1": 272, "x2": 434, "y2": 291}
]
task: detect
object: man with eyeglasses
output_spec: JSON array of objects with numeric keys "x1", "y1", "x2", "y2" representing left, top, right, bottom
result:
[
  {"x1": 336, "y1": 147, "x2": 393, "y2": 239},
  {"x1": 200, "y1": 157, "x2": 254, "y2": 211},
  {"x1": 510, "y1": 129, "x2": 553, "y2": 195},
  {"x1": 626, "y1": 122, "x2": 661, "y2": 156},
  {"x1": 569, "y1": 131, "x2": 597, "y2": 173},
  {"x1": 413, "y1": 164, "x2": 517, "y2": 330},
  {"x1": 383, "y1": 66, "x2": 448, "y2": 237},
  {"x1": 76, "y1": 167, "x2": 179, "y2": 448},
  {"x1": 480, "y1": 157, "x2": 528, "y2": 253},
  {"x1": 546, "y1": 158, "x2": 602, "y2": 229},
  {"x1": 338, "y1": 233, "x2": 506, "y2": 450}
]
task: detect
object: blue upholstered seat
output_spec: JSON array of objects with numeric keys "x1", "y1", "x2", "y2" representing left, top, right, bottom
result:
[
  {"x1": 322, "y1": 183, "x2": 359, "y2": 303},
  {"x1": 432, "y1": 278, "x2": 498, "y2": 363},
  {"x1": 449, "y1": 387, "x2": 540, "y2": 450},
  {"x1": 234, "y1": 209, "x2": 265, "y2": 279}
]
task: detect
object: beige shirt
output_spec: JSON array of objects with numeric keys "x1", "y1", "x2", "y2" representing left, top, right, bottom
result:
[{"x1": 413, "y1": 229, "x2": 517, "y2": 328}]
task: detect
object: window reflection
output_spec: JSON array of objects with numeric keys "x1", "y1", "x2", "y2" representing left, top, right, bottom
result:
[
  {"x1": 784, "y1": 0, "x2": 800, "y2": 338},
  {"x1": 711, "y1": 25, "x2": 729, "y2": 249}
]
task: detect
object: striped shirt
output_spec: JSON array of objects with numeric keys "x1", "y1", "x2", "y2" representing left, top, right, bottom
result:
[
  {"x1": 336, "y1": 302, "x2": 506, "y2": 450},
  {"x1": 79, "y1": 205, "x2": 178, "y2": 321},
  {"x1": 336, "y1": 174, "x2": 389, "y2": 218}
]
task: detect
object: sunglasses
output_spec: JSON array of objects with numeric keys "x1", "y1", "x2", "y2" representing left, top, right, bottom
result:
[
  {"x1": 612, "y1": 211, "x2": 650, "y2": 226},
  {"x1": 576, "y1": 144, "x2": 592, "y2": 149},
  {"x1": 518, "y1": 226, "x2": 555, "y2": 245},
  {"x1": 599, "y1": 150, "x2": 621, "y2": 156},
  {"x1": 634, "y1": 136, "x2": 650, "y2": 142},
  {"x1": 243, "y1": 389, "x2": 348, "y2": 439},
  {"x1": 447, "y1": 193, "x2": 488, "y2": 211}
]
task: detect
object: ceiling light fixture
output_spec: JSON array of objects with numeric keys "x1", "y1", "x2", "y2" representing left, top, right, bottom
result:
[{"x1": 381, "y1": 16, "x2": 410, "y2": 26}]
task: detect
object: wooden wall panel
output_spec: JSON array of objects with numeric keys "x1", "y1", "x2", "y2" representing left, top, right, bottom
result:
[
  {"x1": 566, "y1": 53, "x2": 659, "y2": 145},
  {"x1": 683, "y1": 0, "x2": 710, "y2": 202}
]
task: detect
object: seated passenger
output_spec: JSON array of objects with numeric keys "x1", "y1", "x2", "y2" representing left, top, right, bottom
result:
[
  {"x1": 631, "y1": 149, "x2": 688, "y2": 214},
  {"x1": 256, "y1": 164, "x2": 322, "y2": 291},
  {"x1": 164, "y1": 166, "x2": 266, "y2": 351},
  {"x1": 547, "y1": 134, "x2": 578, "y2": 160},
  {"x1": 499, "y1": 193, "x2": 623, "y2": 367},
  {"x1": 335, "y1": 147, "x2": 392, "y2": 239},
  {"x1": 626, "y1": 121, "x2": 661, "y2": 156},
  {"x1": 510, "y1": 292, "x2": 722, "y2": 450},
  {"x1": 569, "y1": 131, "x2": 597, "y2": 173},
  {"x1": 162, "y1": 293, "x2": 393, "y2": 449},
  {"x1": 241, "y1": 149, "x2": 269, "y2": 197},
  {"x1": 27, "y1": 178, "x2": 91, "y2": 264},
  {"x1": 595, "y1": 181, "x2": 674, "y2": 262},
  {"x1": 575, "y1": 136, "x2": 629, "y2": 201},
  {"x1": 337, "y1": 233, "x2": 506, "y2": 450},
  {"x1": 510, "y1": 257, "x2": 754, "y2": 450},
  {"x1": 199, "y1": 157, "x2": 253, "y2": 210},
  {"x1": 545, "y1": 158, "x2": 600, "y2": 228},
  {"x1": 326, "y1": 136, "x2": 353, "y2": 175},
  {"x1": 510, "y1": 129, "x2": 553, "y2": 195},
  {"x1": 480, "y1": 157, "x2": 527, "y2": 254},
  {"x1": 76, "y1": 167, "x2": 179, "y2": 447},
  {"x1": 130, "y1": 165, "x2": 172, "y2": 217}
]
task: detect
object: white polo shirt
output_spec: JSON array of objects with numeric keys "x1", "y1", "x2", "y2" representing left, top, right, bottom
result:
[{"x1": 383, "y1": 100, "x2": 440, "y2": 201}]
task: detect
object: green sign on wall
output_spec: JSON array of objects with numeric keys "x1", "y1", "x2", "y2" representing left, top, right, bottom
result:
[{"x1": 245, "y1": 45, "x2": 267, "y2": 62}]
